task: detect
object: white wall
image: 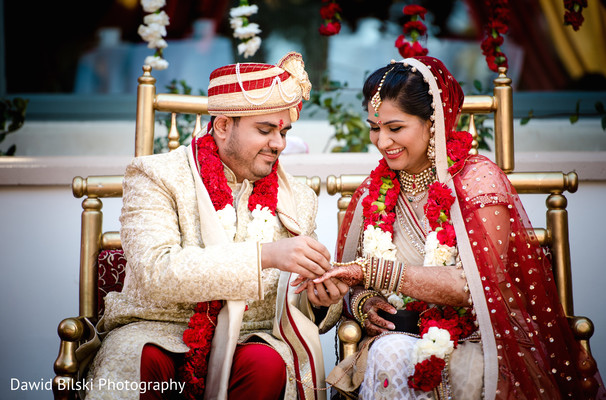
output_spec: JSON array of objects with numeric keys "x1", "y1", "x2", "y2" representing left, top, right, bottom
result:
[{"x1": 1, "y1": 151, "x2": 605, "y2": 399}]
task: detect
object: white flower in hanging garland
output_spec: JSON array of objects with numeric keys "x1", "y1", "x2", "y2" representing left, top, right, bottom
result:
[
  {"x1": 138, "y1": 0, "x2": 170, "y2": 70},
  {"x1": 229, "y1": 0, "x2": 262, "y2": 59}
]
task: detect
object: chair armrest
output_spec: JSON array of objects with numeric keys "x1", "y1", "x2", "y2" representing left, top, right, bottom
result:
[
  {"x1": 53, "y1": 317, "x2": 86, "y2": 400},
  {"x1": 568, "y1": 316, "x2": 600, "y2": 395},
  {"x1": 338, "y1": 319, "x2": 363, "y2": 361}
]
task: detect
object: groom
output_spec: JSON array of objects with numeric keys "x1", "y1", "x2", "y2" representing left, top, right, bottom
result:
[{"x1": 85, "y1": 52, "x2": 348, "y2": 400}]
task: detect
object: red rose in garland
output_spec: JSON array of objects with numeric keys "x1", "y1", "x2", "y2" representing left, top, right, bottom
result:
[
  {"x1": 408, "y1": 356, "x2": 445, "y2": 391},
  {"x1": 563, "y1": 0, "x2": 587, "y2": 31},
  {"x1": 395, "y1": 5, "x2": 429, "y2": 58},
  {"x1": 446, "y1": 130, "x2": 473, "y2": 174},
  {"x1": 318, "y1": 0, "x2": 342, "y2": 36},
  {"x1": 481, "y1": 0, "x2": 510, "y2": 72},
  {"x1": 436, "y1": 223, "x2": 457, "y2": 247}
]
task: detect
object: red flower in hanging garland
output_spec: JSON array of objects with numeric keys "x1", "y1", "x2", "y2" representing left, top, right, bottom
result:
[
  {"x1": 563, "y1": 0, "x2": 587, "y2": 31},
  {"x1": 424, "y1": 182, "x2": 455, "y2": 231},
  {"x1": 180, "y1": 300, "x2": 222, "y2": 400},
  {"x1": 403, "y1": 4, "x2": 428, "y2": 18},
  {"x1": 318, "y1": 0, "x2": 342, "y2": 36},
  {"x1": 446, "y1": 130, "x2": 473, "y2": 174},
  {"x1": 362, "y1": 158, "x2": 400, "y2": 234},
  {"x1": 480, "y1": 0, "x2": 510, "y2": 72},
  {"x1": 395, "y1": 5, "x2": 429, "y2": 58},
  {"x1": 403, "y1": 301, "x2": 478, "y2": 392},
  {"x1": 408, "y1": 355, "x2": 445, "y2": 391}
]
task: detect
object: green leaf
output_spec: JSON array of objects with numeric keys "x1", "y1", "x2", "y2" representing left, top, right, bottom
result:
[
  {"x1": 520, "y1": 109, "x2": 533, "y2": 125},
  {"x1": 596, "y1": 101, "x2": 605, "y2": 114},
  {"x1": 601, "y1": 115, "x2": 606, "y2": 131},
  {"x1": 473, "y1": 80, "x2": 483, "y2": 93},
  {"x1": 569, "y1": 115, "x2": 579, "y2": 124}
]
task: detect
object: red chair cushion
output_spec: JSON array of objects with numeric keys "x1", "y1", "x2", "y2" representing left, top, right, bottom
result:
[{"x1": 97, "y1": 249, "x2": 127, "y2": 317}]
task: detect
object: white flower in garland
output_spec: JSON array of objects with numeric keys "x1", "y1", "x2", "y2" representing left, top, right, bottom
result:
[
  {"x1": 230, "y1": 4, "x2": 259, "y2": 18},
  {"x1": 247, "y1": 205, "x2": 278, "y2": 243},
  {"x1": 233, "y1": 23, "x2": 262, "y2": 39},
  {"x1": 412, "y1": 326, "x2": 455, "y2": 364},
  {"x1": 387, "y1": 293, "x2": 405, "y2": 309},
  {"x1": 143, "y1": 55, "x2": 169, "y2": 71},
  {"x1": 423, "y1": 230, "x2": 457, "y2": 266},
  {"x1": 138, "y1": 0, "x2": 170, "y2": 70},
  {"x1": 238, "y1": 36, "x2": 262, "y2": 59},
  {"x1": 230, "y1": 1, "x2": 262, "y2": 59},
  {"x1": 216, "y1": 204, "x2": 238, "y2": 241},
  {"x1": 362, "y1": 225, "x2": 398, "y2": 261},
  {"x1": 141, "y1": 0, "x2": 165, "y2": 13},
  {"x1": 215, "y1": 204, "x2": 277, "y2": 244}
]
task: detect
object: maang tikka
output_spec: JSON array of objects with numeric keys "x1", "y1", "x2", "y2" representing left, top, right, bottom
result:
[{"x1": 370, "y1": 66, "x2": 395, "y2": 117}]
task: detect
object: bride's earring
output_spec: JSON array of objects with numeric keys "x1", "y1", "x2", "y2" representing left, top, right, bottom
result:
[{"x1": 427, "y1": 128, "x2": 436, "y2": 164}]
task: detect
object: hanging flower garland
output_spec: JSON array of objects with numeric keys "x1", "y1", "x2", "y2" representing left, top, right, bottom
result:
[
  {"x1": 362, "y1": 123, "x2": 476, "y2": 392},
  {"x1": 179, "y1": 133, "x2": 279, "y2": 399},
  {"x1": 138, "y1": 0, "x2": 170, "y2": 70},
  {"x1": 361, "y1": 158, "x2": 400, "y2": 261},
  {"x1": 405, "y1": 299, "x2": 477, "y2": 391},
  {"x1": 480, "y1": 0, "x2": 510, "y2": 73},
  {"x1": 230, "y1": 0, "x2": 262, "y2": 59},
  {"x1": 395, "y1": 5, "x2": 429, "y2": 58},
  {"x1": 563, "y1": 0, "x2": 587, "y2": 31},
  {"x1": 319, "y1": 0, "x2": 342, "y2": 36}
]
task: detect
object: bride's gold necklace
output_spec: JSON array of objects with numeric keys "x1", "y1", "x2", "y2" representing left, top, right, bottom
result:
[{"x1": 398, "y1": 166, "x2": 436, "y2": 198}]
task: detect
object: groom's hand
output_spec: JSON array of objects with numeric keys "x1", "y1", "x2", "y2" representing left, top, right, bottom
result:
[{"x1": 261, "y1": 236, "x2": 331, "y2": 279}]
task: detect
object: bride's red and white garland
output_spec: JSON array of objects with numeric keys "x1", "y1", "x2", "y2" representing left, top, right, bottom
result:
[
  {"x1": 180, "y1": 133, "x2": 279, "y2": 399},
  {"x1": 361, "y1": 128, "x2": 475, "y2": 392}
]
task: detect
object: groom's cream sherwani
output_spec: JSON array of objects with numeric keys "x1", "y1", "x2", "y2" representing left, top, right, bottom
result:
[{"x1": 86, "y1": 145, "x2": 341, "y2": 400}]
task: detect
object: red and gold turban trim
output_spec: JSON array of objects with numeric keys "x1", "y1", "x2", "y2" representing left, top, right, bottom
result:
[{"x1": 207, "y1": 51, "x2": 311, "y2": 122}]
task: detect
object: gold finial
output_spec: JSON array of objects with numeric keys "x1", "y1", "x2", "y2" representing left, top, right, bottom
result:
[{"x1": 138, "y1": 65, "x2": 156, "y2": 85}]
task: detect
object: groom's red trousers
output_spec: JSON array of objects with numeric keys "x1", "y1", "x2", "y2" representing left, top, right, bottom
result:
[{"x1": 140, "y1": 342, "x2": 287, "y2": 399}]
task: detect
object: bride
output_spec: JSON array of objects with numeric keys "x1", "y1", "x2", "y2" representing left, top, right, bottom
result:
[{"x1": 304, "y1": 57, "x2": 604, "y2": 399}]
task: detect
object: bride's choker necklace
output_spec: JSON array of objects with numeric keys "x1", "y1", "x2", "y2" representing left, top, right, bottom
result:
[{"x1": 398, "y1": 166, "x2": 436, "y2": 197}]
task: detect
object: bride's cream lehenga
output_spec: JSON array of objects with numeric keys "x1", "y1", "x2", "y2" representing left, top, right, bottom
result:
[{"x1": 344, "y1": 188, "x2": 484, "y2": 400}]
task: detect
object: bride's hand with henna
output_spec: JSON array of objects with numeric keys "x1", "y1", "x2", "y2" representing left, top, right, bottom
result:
[
  {"x1": 361, "y1": 296, "x2": 397, "y2": 336},
  {"x1": 292, "y1": 262, "x2": 364, "y2": 293},
  {"x1": 313, "y1": 263, "x2": 364, "y2": 287}
]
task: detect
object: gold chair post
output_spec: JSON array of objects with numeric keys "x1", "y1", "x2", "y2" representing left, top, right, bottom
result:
[
  {"x1": 53, "y1": 317, "x2": 85, "y2": 400},
  {"x1": 135, "y1": 65, "x2": 157, "y2": 156},
  {"x1": 167, "y1": 113, "x2": 180, "y2": 152},
  {"x1": 546, "y1": 193, "x2": 574, "y2": 317},
  {"x1": 327, "y1": 174, "x2": 368, "y2": 230},
  {"x1": 72, "y1": 176, "x2": 106, "y2": 319},
  {"x1": 493, "y1": 67, "x2": 514, "y2": 173},
  {"x1": 468, "y1": 114, "x2": 479, "y2": 155},
  {"x1": 338, "y1": 320, "x2": 363, "y2": 360},
  {"x1": 78, "y1": 197, "x2": 102, "y2": 319}
]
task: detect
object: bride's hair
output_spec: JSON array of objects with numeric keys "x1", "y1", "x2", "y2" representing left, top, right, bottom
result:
[{"x1": 362, "y1": 62, "x2": 433, "y2": 121}]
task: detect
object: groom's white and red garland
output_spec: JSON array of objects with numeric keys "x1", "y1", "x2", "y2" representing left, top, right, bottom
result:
[
  {"x1": 180, "y1": 133, "x2": 279, "y2": 399},
  {"x1": 361, "y1": 128, "x2": 476, "y2": 392}
]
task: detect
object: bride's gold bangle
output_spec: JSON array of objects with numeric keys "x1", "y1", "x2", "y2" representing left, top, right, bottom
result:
[
  {"x1": 331, "y1": 257, "x2": 369, "y2": 287},
  {"x1": 351, "y1": 289, "x2": 379, "y2": 324}
]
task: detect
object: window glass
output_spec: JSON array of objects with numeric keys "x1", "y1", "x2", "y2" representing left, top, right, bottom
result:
[{"x1": 3, "y1": 1, "x2": 605, "y2": 107}]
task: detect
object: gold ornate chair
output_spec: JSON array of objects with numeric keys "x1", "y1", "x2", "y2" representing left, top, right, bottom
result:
[
  {"x1": 52, "y1": 66, "x2": 321, "y2": 400},
  {"x1": 327, "y1": 68, "x2": 599, "y2": 394}
]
